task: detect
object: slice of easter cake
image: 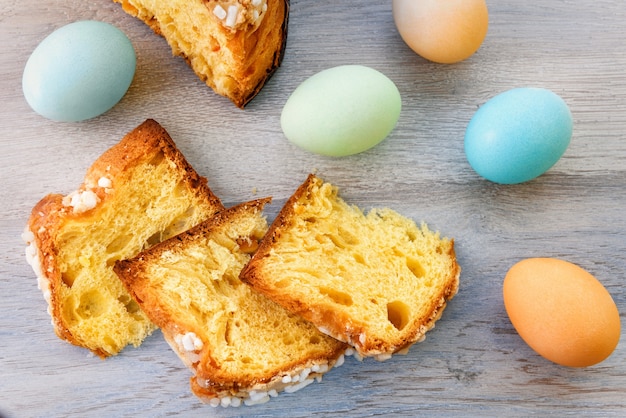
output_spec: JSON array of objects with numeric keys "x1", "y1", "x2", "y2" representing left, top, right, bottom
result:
[
  {"x1": 240, "y1": 174, "x2": 461, "y2": 359},
  {"x1": 114, "y1": 199, "x2": 349, "y2": 406},
  {"x1": 23, "y1": 119, "x2": 224, "y2": 357},
  {"x1": 113, "y1": 0, "x2": 289, "y2": 107}
]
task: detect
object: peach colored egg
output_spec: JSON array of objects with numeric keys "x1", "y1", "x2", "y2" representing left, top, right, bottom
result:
[
  {"x1": 392, "y1": 0, "x2": 489, "y2": 64},
  {"x1": 503, "y1": 258, "x2": 620, "y2": 367}
]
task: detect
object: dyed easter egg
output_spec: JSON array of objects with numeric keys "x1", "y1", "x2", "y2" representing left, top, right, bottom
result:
[
  {"x1": 393, "y1": 0, "x2": 489, "y2": 64},
  {"x1": 23, "y1": 21, "x2": 136, "y2": 122},
  {"x1": 504, "y1": 258, "x2": 620, "y2": 367},
  {"x1": 464, "y1": 88, "x2": 572, "y2": 184},
  {"x1": 281, "y1": 65, "x2": 401, "y2": 157}
]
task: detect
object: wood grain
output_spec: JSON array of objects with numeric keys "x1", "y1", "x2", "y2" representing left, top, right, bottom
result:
[{"x1": 1, "y1": 1, "x2": 625, "y2": 416}]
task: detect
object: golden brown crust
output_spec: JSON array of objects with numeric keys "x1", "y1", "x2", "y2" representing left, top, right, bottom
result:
[
  {"x1": 25, "y1": 119, "x2": 224, "y2": 357},
  {"x1": 28, "y1": 195, "x2": 73, "y2": 344},
  {"x1": 113, "y1": 0, "x2": 289, "y2": 108},
  {"x1": 188, "y1": 352, "x2": 346, "y2": 406},
  {"x1": 240, "y1": 174, "x2": 461, "y2": 358}
]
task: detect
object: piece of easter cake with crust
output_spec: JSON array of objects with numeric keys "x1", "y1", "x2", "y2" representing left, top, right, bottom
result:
[
  {"x1": 23, "y1": 119, "x2": 224, "y2": 357},
  {"x1": 113, "y1": 0, "x2": 289, "y2": 108},
  {"x1": 240, "y1": 174, "x2": 460, "y2": 360},
  {"x1": 114, "y1": 198, "x2": 349, "y2": 407}
]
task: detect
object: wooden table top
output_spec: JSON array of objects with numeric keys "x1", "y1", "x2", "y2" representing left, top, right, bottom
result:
[{"x1": 1, "y1": 1, "x2": 625, "y2": 416}]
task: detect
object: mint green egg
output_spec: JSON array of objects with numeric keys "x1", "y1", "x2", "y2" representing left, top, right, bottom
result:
[{"x1": 281, "y1": 65, "x2": 401, "y2": 157}]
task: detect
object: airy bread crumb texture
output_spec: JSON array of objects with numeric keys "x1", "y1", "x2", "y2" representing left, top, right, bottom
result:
[
  {"x1": 24, "y1": 119, "x2": 224, "y2": 357},
  {"x1": 114, "y1": 199, "x2": 348, "y2": 406},
  {"x1": 113, "y1": 0, "x2": 289, "y2": 107},
  {"x1": 241, "y1": 174, "x2": 461, "y2": 358}
]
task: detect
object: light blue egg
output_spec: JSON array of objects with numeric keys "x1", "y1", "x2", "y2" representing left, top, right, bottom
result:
[
  {"x1": 464, "y1": 88, "x2": 573, "y2": 184},
  {"x1": 281, "y1": 65, "x2": 401, "y2": 157},
  {"x1": 22, "y1": 21, "x2": 136, "y2": 122}
]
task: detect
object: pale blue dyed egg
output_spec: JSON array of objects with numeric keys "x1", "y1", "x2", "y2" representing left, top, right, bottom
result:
[
  {"x1": 22, "y1": 21, "x2": 136, "y2": 122},
  {"x1": 464, "y1": 88, "x2": 573, "y2": 184},
  {"x1": 281, "y1": 65, "x2": 402, "y2": 157}
]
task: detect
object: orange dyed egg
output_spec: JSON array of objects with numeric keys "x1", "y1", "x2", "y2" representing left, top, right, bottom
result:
[
  {"x1": 392, "y1": 0, "x2": 489, "y2": 64},
  {"x1": 503, "y1": 258, "x2": 621, "y2": 367}
]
